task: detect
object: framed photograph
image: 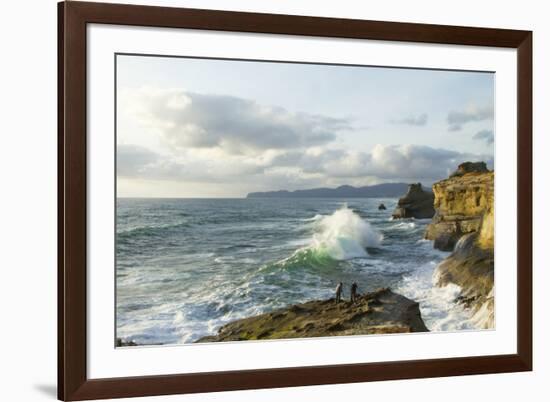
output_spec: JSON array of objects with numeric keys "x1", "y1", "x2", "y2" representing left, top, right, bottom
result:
[{"x1": 58, "y1": 1, "x2": 532, "y2": 400}]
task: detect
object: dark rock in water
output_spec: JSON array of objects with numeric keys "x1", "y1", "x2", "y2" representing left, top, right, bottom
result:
[
  {"x1": 378, "y1": 203, "x2": 387, "y2": 210},
  {"x1": 115, "y1": 338, "x2": 164, "y2": 347},
  {"x1": 450, "y1": 161, "x2": 489, "y2": 177},
  {"x1": 116, "y1": 338, "x2": 138, "y2": 347},
  {"x1": 195, "y1": 288, "x2": 428, "y2": 343},
  {"x1": 391, "y1": 183, "x2": 435, "y2": 219}
]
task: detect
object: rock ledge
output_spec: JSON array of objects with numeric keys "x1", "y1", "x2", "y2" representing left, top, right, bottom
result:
[{"x1": 196, "y1": 288, "x2": 428, "y2": 342}]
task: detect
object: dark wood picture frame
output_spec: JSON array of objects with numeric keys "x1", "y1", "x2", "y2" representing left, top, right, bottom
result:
[{"x1": 58, "y1": 1, "x2": 532, "y2": 400}]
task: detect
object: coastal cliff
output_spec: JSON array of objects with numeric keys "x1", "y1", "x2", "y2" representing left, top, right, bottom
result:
[
  {"x1": 425, "y1": 162, "x2": 493, "y2": 251},
  {"x1": 392, "y1": 183, "x2": 435, "y2": 219},
  {"x1": 196, "y1": 288, "x2": 428, "y2": 342},
  {"x1": 426, "y1": 162, "x2": 494, "y2": 328}
]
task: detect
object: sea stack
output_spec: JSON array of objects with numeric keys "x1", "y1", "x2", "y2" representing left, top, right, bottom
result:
[
  {"x1": 391, "y1": 183, "x2": 435, "y2": 219},
  {"x1": 425, "y1": 162, "x2": 494, "y2": 328},
  {"x1": 378, "y1": 203, "x2": 387, "y2": 210}
]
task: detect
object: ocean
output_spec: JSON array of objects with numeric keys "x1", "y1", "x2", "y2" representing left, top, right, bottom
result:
[{"x1": 116, "y1": 197, "x2": 476, "y2": 345}]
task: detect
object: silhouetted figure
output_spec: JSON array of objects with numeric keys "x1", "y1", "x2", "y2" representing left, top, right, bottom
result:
[
  {"x1": 350, "y1": 282, "x2": 359, "y2": 303},
  {"x1": 335, "y1": 282, "x2": 343, "y2": 303}
]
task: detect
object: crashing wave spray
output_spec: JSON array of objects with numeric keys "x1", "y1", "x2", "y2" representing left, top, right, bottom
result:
[
  {"x1": 311, "y1": 204, "x2": 383, "y2": 260},
  {"x1": 264, "y1": 205, "x2": 382, "y2": 271}
]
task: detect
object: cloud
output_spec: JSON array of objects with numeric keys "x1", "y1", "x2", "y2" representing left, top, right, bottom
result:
[
  {"x1": 472, "y1": 129, "x2": 494, "y2": 145},
  {"x1": 324, "y1": 144, "x2": 492, "y2": 181},
  {"x1": 369, "y1": 144, "x2": 490, "y2": 179},
  {"x1": 268, "y1": 144, "x2": 491, "y2": 181},
  {"x1": 119, "y1": 142, "x2": 492, "y2": 186},
  {"x1": 118, "y1": 89, "x2": 493, "y2": 194},
  {"x1": 122, "y1": 88, "x2": 350, "y2": 155},
  {"x1": 390, "y1": 113, "x2": 428, "y2": 126},
  {"x1": 447, "y1": 105, "x2": 493, "y2": 131},
  {"x1": 117, "y1": 144, "x2": 267, "y2": 183},
  {"x1": 117, "y1": 144, "x2": 160, "y2": 177}
]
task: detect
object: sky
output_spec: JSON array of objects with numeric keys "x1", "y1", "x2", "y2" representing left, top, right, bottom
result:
[{"x1": 116, "y1": 54, "x2": 494, "y2": 198}]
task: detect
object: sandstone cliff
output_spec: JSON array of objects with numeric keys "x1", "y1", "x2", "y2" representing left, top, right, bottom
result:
[
  {"x1": 196, "y1": 288, "x2": 428, "y2": 342},
  {"x1": 392, "y1": 183, "x2": 435, "y2": 219},
  {"x1": 425, "y1": 163, "x2": 493, "y2": 251},
  {"x1": 426, "y1": 162, "x2": 494, "y2": 328}
]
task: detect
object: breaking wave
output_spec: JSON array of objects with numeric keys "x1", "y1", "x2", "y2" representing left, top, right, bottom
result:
[
  {"x1": 311, "y1": 204, "x2": 383, "y2": 260},
  {"x1": 266, "y1": 205, "x2": 383, "y2": 271}
]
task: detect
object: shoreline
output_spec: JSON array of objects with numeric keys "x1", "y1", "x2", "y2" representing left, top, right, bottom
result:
[
  {"x1": 117, "y1": 163, "x2": 494, "y2": 345},
  {"x1": 195, "y1": 288, "x2": 428, "y2": 343}
]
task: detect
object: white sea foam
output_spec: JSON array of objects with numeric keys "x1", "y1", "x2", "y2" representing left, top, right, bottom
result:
[
  {"x1": 285, "y1": 238, "x2": 312, "y2": 248},
  {"x1": 311, "y1": 205, "x2": 383, "y2": 260},
  {"x1": 396, "y1": 261, "x2": 477, "y2": 332},
  {"x1": 117, "y1": 198, "x2": 490, "y2": 346},
  {"x1": 470, "y1": 287, "x2": 494, "y2": 329},
  {"x1": 390, "y1": 221, "x2": 417, "y2": 230},
  {"x1": 302, "y1": 214, "x2": 324, "y2": 222}
]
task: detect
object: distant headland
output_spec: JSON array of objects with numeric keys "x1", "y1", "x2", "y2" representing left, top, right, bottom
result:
[{"x1": 246, "y1": 183, "x2": 431, "y2": 199}]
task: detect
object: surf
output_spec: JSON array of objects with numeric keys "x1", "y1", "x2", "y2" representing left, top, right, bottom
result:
[
  {"x1": 265, "y1": 205, "x2": 383, "y2": 272},
  {"x1": 311, "y1": 204, "x2": 383, "y2": 260}
]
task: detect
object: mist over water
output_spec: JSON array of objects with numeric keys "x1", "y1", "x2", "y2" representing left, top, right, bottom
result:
[{"x1": 116, "y1": 198, "x2": 474, "y2": 345}]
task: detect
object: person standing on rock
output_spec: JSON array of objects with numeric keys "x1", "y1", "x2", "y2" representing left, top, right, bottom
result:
[
  {"x1": 335, "y1": 282, "x2": 343, "y2": 303},
  {"x1": 350, "y1": 282, "x2": 359, "y2": 303}
]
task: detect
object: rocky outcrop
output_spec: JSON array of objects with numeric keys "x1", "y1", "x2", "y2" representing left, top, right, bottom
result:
[
  {"x1": 392, "y1": 183, "x2": 435, "y2": 219},
  {"x1": 426, "y1": 163, "x2": 494, "y2": 328},
  {"x1": 450, "y1": 161, "x2": 489, "y2": 177},
  {"x1": 378, "y1": 203, "x2": 387, "y2": 210},
  {"x1": 116, "y1": 338, "x2": 138, "y2": 347},
  {"x1": 425, "y1": 166, "x2": 493, "y2": 251},
  {"x1": 435, "y1": 234, "x2": 494, "y2": 327},
  {"x1": 196, "y1": 288, "x2": 428, "y2": 342}
]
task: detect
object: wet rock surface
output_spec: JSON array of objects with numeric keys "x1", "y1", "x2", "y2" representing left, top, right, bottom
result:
[
  {"x1": 196, "y1": 288, "x2": 428, "y2": 342},
  {"x1": 426, "y1": 163, "x2": 494, "y2": 328}
]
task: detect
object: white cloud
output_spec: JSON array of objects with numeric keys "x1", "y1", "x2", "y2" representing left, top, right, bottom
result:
[
  {"x1": 447, "y1": 105, "x2": 493, "y2": 131},
  {"x1": 118, "y1": 88, "x2": 494, "y2": 196},
  {"x1": 118, "y1": 142, "x2": 492, "y2": 192},
  {"x1": 117, "y1": 144, "x2": 159, "y2": 176},
  {"x1": 121, "y1": 87, "x2": 350, "y2": 155},
  {"x1": 390, "y1": 113, "x2": 428, "y2": 126},
  {"x1": 472, "y1": 129, "x2": 494, "y2": 145}
]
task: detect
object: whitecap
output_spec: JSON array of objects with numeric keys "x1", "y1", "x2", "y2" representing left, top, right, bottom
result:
[
  {"x1": 390, "y1": 221, "x2": 416, "y2": 230},
  {"x1": 311, "y1": 205, "x2": 383, "y2": 260}
]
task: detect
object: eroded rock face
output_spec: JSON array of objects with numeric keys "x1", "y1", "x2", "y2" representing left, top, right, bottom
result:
[
  {"x1": 392, "y1": 183, "x2": 435, "y2": 219},
  {"x1": 196, "y1": 288, "x2": 428, "y2": 342},
  {"x1": 425, "y1": 170, "x2": 494, "y2": 251},
  {"x1": 435, "y1": 233, "x2": 494, "y2": 328},
  {"x1": 427, "y1": 164, "x2": 494, "y2": 328},
  {"x1": 450, "y1": 161, "x2": 489, "y2": 177}
]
